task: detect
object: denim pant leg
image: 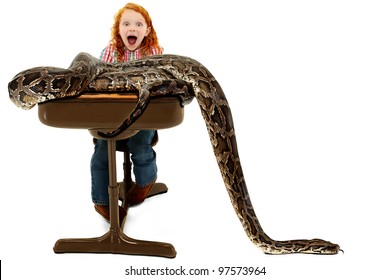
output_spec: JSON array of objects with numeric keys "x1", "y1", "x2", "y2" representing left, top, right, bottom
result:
[
  {"x1": 90, "y1": 139, "x2": 110, "y2": 205},
  {"x1": 127, "y1": 130, "x2": 157, "y2": 187},
  {"x1": 90, "y1": 130, "x2": 158, "y2": 204}
]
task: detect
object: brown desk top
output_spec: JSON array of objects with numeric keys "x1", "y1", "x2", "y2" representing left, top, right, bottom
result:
[{"x1": 38, "y1": 93, "x2": 185, "y2": 131}]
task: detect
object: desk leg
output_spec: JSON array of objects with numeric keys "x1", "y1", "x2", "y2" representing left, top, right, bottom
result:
[{"x1": 53, "y1": 139, "x2": 176, "y2": 258}]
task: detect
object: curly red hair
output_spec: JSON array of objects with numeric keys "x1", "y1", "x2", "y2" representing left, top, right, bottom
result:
[{"x1": 110, "y1": 2, "x2": 162, "y2": 62}]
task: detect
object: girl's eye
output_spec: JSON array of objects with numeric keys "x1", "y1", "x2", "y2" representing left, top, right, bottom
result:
[{"x1": 136, "y1": 22, "x2": 143, "y2": 27}]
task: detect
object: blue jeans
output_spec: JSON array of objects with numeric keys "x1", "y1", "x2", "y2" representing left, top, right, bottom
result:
[{"x1": 91, "y1": 130, "x2": 157, "y2": 205}]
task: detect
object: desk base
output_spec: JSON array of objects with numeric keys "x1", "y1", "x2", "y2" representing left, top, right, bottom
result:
[
  {"x1": 53, "y1": 231, "x2": 176, "y2": 257},
  {"x1": 53, "y1": 182, "x2": 175, "y2": 257}
]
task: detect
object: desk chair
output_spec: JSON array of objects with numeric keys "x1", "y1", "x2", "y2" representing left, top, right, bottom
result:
[{"x1": 38, "y1": 92, "x2": 186, "y2": 258}]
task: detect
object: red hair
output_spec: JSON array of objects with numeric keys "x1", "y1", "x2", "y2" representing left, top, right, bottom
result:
[{"x1": 110, "y1": 2, "x2": 162, "y2": 62}]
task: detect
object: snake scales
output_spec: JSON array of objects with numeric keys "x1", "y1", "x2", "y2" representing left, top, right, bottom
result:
[{"x1": 8, "y1": 52, "x2": 340, "y2": 254}]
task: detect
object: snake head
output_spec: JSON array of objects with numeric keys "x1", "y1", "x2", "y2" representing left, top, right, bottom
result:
[
  {"x1": 305, "y1": 239, "x2": 341, "y2": 255},
  {"x1": 265, "y1": 239, "x2": 342, "y2": 255}
]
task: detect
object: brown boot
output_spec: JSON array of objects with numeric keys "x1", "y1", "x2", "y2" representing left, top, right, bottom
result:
[
  {"x1": 94, "y1": 204, "x2": 127, "y2": 225},
  {"x1": 126, "y1": 179, "x2": 156, "y2": 206}
]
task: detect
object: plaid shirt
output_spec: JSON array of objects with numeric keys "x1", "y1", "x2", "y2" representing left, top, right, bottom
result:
[{"x1": 100, "y1": 44, "x2": 163, "y2": 62}]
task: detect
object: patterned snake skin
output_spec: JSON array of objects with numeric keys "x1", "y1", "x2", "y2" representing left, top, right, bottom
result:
[{"x1": 8, "y1": 52, "x2": 341, "y2": 254}]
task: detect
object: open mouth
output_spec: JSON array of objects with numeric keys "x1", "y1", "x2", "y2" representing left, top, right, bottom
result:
[{"x1": 127, "y1": 35, "x2": 138, "y2": 45}]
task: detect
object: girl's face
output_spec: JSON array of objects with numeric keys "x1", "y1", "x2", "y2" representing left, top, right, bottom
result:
[{"x1": 119, "y1": 9, "x2": 151, "y2": 51}]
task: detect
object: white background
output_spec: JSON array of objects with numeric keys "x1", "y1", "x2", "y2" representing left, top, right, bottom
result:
[{"x1": 1, "y1": 0, "x2": 390, "y2": 279}]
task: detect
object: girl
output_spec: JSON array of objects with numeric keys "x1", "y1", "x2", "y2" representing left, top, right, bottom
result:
[{"x1": 91, "y1": 2, "x2": 163, "y2": 224}]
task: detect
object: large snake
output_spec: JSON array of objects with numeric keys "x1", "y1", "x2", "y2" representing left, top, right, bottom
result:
[{"x1": 8, "y1": 52, "x2": 341, "y2": 254}]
